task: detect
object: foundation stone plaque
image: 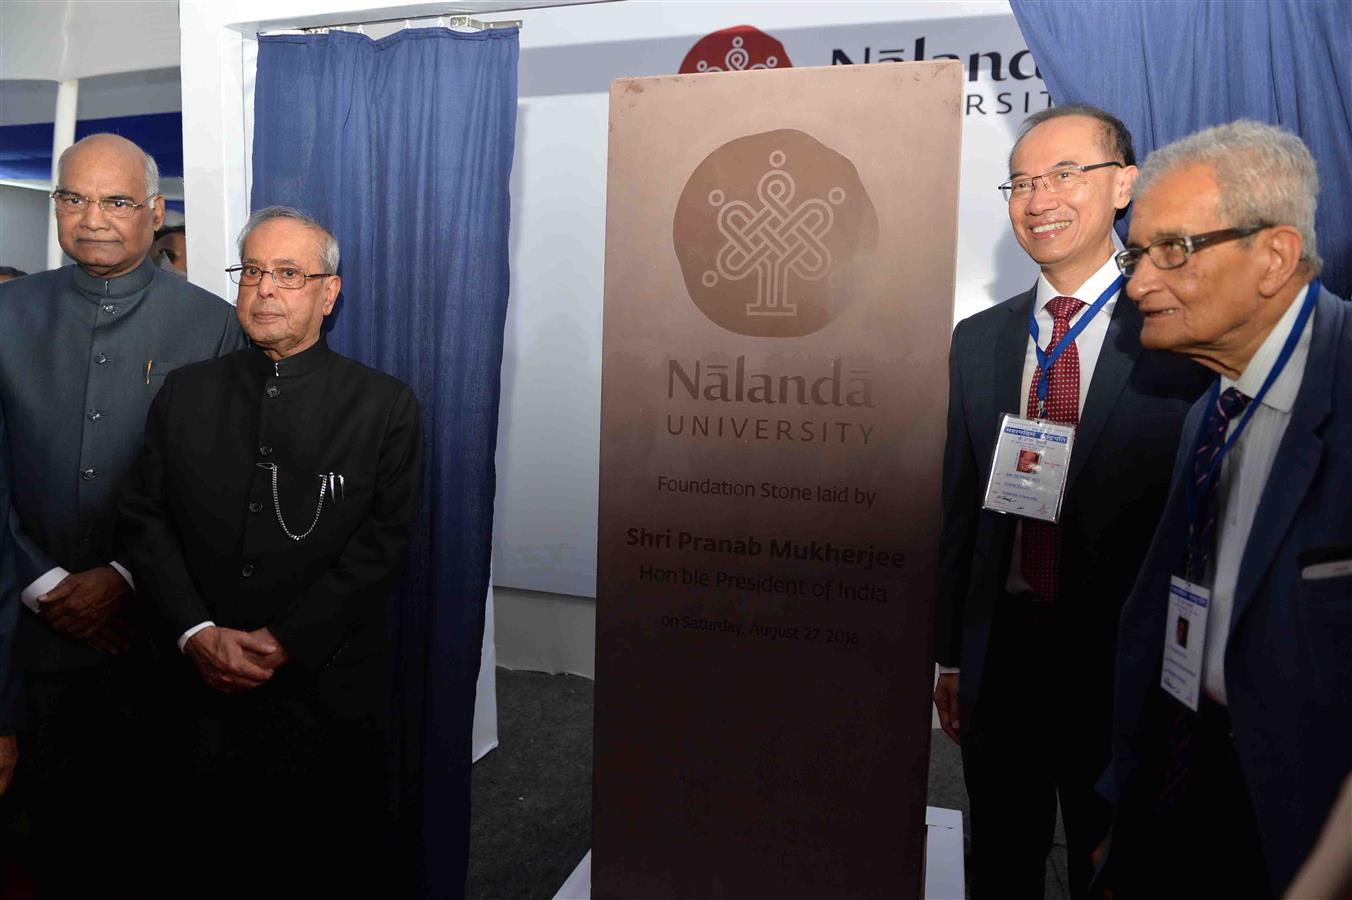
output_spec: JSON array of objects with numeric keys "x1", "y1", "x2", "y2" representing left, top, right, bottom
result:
[{"x1": 595, "y1": 61, "x2": 963, "y2": 900}]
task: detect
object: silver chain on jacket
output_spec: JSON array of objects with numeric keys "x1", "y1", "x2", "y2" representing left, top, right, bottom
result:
[{"x1": 256, "y1": 462, "x2": 325, "y2": 541}]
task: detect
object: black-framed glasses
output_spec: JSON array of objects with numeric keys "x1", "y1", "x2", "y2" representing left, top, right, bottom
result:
[
  {"x1": 50, "y1": 190, "x2": 157, "y2": 219},
  {"x1": 998, "y1": 161, "x2": 1124, "y2": 202},
  {"x1": 226, "y1": 264, "x2": 335, "y2": 290},
  {"x1": 1114, "y1": 225, "x2": 1272, "y2": 277}
]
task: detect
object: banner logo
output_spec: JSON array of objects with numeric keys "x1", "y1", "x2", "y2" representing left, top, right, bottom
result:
[
  {"x1": 673, "y1": 129, "x2": 878, "y2": 338},
  {"x1": 679, "y1": 25, "x2": 791, "y2": 75}
]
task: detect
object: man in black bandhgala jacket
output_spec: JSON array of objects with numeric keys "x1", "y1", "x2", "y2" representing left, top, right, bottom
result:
[{"x1": 119, "y1": 205, "x2": 422, "y2": 896}]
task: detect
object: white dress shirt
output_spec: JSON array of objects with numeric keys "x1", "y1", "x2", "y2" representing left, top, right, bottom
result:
[{"x1": 1202, "y1": 281, "x2": 1316, "y2": 704}]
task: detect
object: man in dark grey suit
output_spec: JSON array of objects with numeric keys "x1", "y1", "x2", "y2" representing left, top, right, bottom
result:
[
  {"x1": 932, "y1": 106, "x2": 1209, "y2": 897},
  {"x1": 0, "y1": 133, "x2": 244, "y2": 895},
  {"x1": 0, "y1": 410, "x2": 18, "y2": 798}
]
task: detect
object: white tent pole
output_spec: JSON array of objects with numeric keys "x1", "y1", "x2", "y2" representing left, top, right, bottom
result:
[{"x1": 46, "y1": 78, "x2": 79, "y2": 271}]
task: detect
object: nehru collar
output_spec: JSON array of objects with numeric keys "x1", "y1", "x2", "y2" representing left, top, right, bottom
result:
[
  {"x1": 252, "y1": 335, "x2": 333, "y2": 379},
  {"x1": 72, "y1": 256, "x2": 157, "y2": 299}
]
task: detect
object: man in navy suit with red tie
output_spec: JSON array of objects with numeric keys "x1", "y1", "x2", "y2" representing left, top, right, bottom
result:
[{"x1": 933, "y1": 105, "x2": 1209, "y2": 897}]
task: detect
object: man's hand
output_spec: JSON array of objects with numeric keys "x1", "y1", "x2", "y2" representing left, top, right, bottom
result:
[
  {"x1": 0, "y1": 735, "x2": 16, "y2": 797},
  {"x1": 245, "y1": 627, "x2": 290, "y2": 671},
  {"x1": 184, "y1": 626, "x2": 278, "y2": 693},
  {"x1": 38, "y1": 567, "x2": 132, "y2": 642},
  {"x1": 933, "y1": 673, "x2": 961, "y2": 746},
  {"x1": 1092, "y1": 831, "x2": 1113, "y2": 899}
]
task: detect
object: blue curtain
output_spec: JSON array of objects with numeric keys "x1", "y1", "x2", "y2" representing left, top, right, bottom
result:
[
  {"x1": 1009, "y1": 0, "x2": 1352, "y2": 298},
  {"x1": 251, "y1": 27, "x2": 518, "y2": 898}
]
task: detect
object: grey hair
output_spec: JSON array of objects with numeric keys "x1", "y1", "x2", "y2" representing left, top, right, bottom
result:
[
  {"x1": 236, "y1": 205, "x2": 341, "y2": 273},
  {"x1": 1134, "y1": 119, "x2": 1322, "y2": 275},
  {"x1": 57, "y1": 133, "x2": 160, "y2": 198}
]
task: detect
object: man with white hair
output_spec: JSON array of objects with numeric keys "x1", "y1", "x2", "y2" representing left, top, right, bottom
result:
[
  {"x1": 119, "y1": 206, "x2": 422, "y2": 894},
  {"x1": 1102, "y1": 120, "x2": 1352, "y2": 896}
]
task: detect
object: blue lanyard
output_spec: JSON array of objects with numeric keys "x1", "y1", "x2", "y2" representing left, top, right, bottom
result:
[
  {"x1": 1184, "y1": 279, "x2": 1321, "y2": 578},
  {"x1": 1027, "y1": 275, "x2": 1124, "y2": 418}
]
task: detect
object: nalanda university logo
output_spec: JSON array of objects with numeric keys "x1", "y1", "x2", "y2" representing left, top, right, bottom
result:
[
  {"x1": 673, "y1": 129, "x2": 879, "y2": 338},
  {"x1": 707, "y1": 149, "x2": 838, "y2": 319},
  {"x1": 678, "y1": 25, "x2": 791, "y2": 76}
]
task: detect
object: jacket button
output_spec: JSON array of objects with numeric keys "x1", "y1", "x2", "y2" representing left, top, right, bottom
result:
[
  {"x1": 102, "y1": 304, "x2": 116, "y2": 315},
  {"x1": 259, "y1": 445, "x2": 273, "y2": 456},
  {"x1": 81, "y1": 467, "x2": 97, "y2": 480},
  {"x1": 248, "y1": 501, "x2": 263, "y2": 513},
  {"x1": 265, "y1": 386, "x2": 280, "y2": 398},
  {"x1": 88, "y1": 409, "x2": 102, "y2": 421},
  {"x1": 242, "y1": 563, "x2": 255, "y2": 577},
  {"x1": 95, "y1": 352, "x2": 109, "y2": 365}
]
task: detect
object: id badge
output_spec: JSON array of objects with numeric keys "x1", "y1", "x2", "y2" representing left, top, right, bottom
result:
[
  {"x1": 1160, "y1": 576, "x2": 1210, "y2": 711},
  {"x1": 981, "y1": 414, "x2": 1075, "y2": 523}
]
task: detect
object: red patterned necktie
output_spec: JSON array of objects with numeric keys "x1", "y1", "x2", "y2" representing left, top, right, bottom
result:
[{"x1": 1021, "y1": 294, "x2": 1084, "y2": 601}]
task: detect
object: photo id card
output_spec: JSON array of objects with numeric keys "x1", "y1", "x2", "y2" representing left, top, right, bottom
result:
[
  {"x1": 981, "y1": 414, "x2": 1075, "y2": 523},
  {"x1": 1160, "y1": 576, "x2": 1210, "y2": 711}
]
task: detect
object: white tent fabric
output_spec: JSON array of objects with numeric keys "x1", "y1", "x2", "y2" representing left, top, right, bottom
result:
[{"x1": 0, "y1": 1, "x2": 180, "y2": 82}]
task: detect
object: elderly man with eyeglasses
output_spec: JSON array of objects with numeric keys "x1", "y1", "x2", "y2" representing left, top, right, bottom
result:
[
  {"x1": 932, "y1": 104, "x2": 1211, "y2": 898},
  {"x1": 1098, "y1": 120, "x2": 1352, "y2": 898},
  {"x1": 118, "y1": 206, "x2": 422, "y2": 896},
  {"x1": 0, "y1": 132, "x2": 243, "y2": 895}
]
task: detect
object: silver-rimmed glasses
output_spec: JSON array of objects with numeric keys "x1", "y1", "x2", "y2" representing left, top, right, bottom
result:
[
  {"x1": 226, "y1": 264, "x2": 335, "y2": 290},
  {"x1": 998, "y1": 162, "x2": 1124, "y2": 202},
  {"x1": 50, "y1": 190, "x2": 157, "y2": 218}
]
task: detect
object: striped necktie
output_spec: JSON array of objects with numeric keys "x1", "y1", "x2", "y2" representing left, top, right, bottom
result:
[{"x1": 1190, "y1": 386, "x2": 1252, "y2": 577}]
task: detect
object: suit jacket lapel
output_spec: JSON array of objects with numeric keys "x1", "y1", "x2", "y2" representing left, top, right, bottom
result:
[
  {"x1": 1067, "y1": 294, "x2": 1143, "y2": 492},
  {"x1": 1231, "y1": 289, "x2": 1340, "y2": 628},
  {"x1": 975, "y1": 285, "x2": 1036, "y2": 573},
  {"x1": 994, "y1": 286, "x2": 1035, "y2": 420}
]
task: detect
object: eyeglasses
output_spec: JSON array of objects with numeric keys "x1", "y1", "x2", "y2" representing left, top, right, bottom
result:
[
  {"x1": 226, "y1": 264, "x2": 335, "y2": 290},
  {"x1": 51, "y1": 190, "x2": 157, "y2": 218},
  {"x1": 998, "y1": 162, "x2": 1124, "y2": 202},
  {"x1": 1114, "y1": 225, "x2": 1271, "y2": 277}
]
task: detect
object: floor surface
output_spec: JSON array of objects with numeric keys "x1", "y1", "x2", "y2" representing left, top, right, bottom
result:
[{"x1": 467, "y1": 668, "x2": 1071, "y2": 900}]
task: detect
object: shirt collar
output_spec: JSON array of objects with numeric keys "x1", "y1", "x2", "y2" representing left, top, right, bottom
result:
[
  {"x1": 250, "y1": 334, "x2": 333, "y2": 379},
  {"x1": 1223, "y1": 280, "x2": 1315, "y2": 415},
  {"x1": 71, "y1": 256, "x2": 157, "y2": 300},
  {"x1": 1035, "y1": 251, "x2": 1124, "y2": 316}
]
